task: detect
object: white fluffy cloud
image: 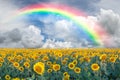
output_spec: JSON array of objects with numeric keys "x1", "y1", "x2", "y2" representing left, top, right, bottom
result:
[
  {"x1": 44, "y1": 19, "x2": 77, "y2": 41},
  {"x1": 21, "y1": 25, "x2": 44, "y2": 48},
  {"x1": 42, "y1": 39, "x2": 73, "y2": 48}
]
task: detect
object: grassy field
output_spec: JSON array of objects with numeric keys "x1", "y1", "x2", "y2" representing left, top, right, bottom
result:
[{"x1": 0, "y1": 48, "x2": 120, "y2": 80}]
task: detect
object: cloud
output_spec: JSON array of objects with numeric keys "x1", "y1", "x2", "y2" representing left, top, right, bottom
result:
[
  {"x1": 11, "y1": 0, "x2": 100, "y2": 13},
  {"x1": 0, "y1": 17, "x2": 102, "y2": 48},
  {"x1": 97, "y1": 9, "x2": 120, "y2": 35},
  {"x1": 21, "y1": 25, "x2": 44, "y2": 48},
  {"x1": 0, "y1": 0, "x2": 80, "y2": 48},
  {"x1": 0, "y1": 1, "x2": 44, "y2": 48},
  {"x1": 96, "y1": 9, "x2": 120, "y2": 47},
  {"x1": 71, "y1": 9, "x2": 120, "y2": 47},
  {"x1": 0, "y1": 33, "x2": 6, "y2": 43},
  {"x1": 0, "y1": 25, "x2": 44, "y2": 48},
  {"x1": 42, "y1": 15, "x2": 109, "y2": 48},
  {"x1": 0, "y1": 29, "x2": 23, "y2": 48},
  {"x1": 1, "y1": 0, "x2": 120, "y2": 48},
  {"x1": 42, "y1": 39, "x2": 72, "y2": 48},
  {"x1": 7, "y1": 29, "x2": 22, "y2": 42},
  {"x1": 0, "y1": 0, "x2": 28, "y2": 32},
  {"x1": 43, "y1": 19, "x2": 76, "y2": 41},
  {"x1": 97, "y1": 0, "x2": 120, "y2": 14}
]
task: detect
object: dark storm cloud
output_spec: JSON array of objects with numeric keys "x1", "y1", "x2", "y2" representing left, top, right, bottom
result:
[
  {"x1": 11, "y1": 0, "x2": 100, "y2": 13},
  {"x1": 0, "y1": 34, "x2": 6, "y2": 43},
  {"x1": 0, "y1": 29, "x2": 22, "y2": 43},
  {"x1": 7, "y1": 29, "x2": 22, "y2": 42},
  {"x1": 61, "y1": 0, "x2": 100, "y2": 12},
  {"x1": 11, "y1": 0, "x2": 48, "y2": 7},
  {"x1": 98, "y1": 9, "x2": 120, "y2": 35},
  {"x1": 0, "y1": 26, "x2": 44, "y2": 48}
]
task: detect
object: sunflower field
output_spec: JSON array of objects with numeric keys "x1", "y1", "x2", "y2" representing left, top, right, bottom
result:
[{"x1": 0, "y1": 48, "x2": 120, "y2": 80}]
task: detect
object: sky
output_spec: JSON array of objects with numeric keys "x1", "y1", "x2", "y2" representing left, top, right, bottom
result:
[{"x1": 0, "y1": 0, "x2": 120, "y2": 48}]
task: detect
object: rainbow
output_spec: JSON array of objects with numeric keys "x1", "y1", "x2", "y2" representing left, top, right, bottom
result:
[{"x1": 16, "y1": 3, "x2": 109, "y2": 46}]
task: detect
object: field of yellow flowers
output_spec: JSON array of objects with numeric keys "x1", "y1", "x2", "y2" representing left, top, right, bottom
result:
[{"x1": 0, "y1": 48, "x2": 120, "y2": 80}]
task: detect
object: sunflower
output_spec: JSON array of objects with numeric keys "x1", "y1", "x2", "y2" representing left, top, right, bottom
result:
[
  {"x1": 18, "y1": 66, "x2": 24, "y2": 72},
  {"x1": 79, "y1": 57, "x2": 84, "y2": 63},
  {"x1": 72, "y1": 59, "x2": 78, "y2": 65},
  {"x1": 7, "y1": 56, "x2": 12, "y2": 61},
  {"x1": 16, "y1": 55, "x2": 23, "y2": 61},
  {"x1": 62, "y1": 60, "x2": 67, "y2": 65},
  {"x1": 9, "y1": 58, "x2": 15, "y2": 63},
  {"x1": 63, "y1": 74, "x2": 70, "y2": 80},
  {"x1": 12, "y1": 78, "x2": 20, "y2": 80},
  {"x1": 46, "y1": 61, "x2": 52, "y2": 66},
  {"x1": 109, "y1": 57, "x2": 116, "y2": 63},
  {"x1": 33, "y1": 62, "x2": 45, "y2": 75},
  {"x1": 24, "y1": 62, "x2": 30, "y2": 68},
  {"x1": 100, "y1": 54, "x2": 107, "y2": 61},
  {"x1": 42, "y1": 56, "x2": 49, "y2": 61},
  {"x1": 68, "y1": 62, "x2": 75, "y2": 69},
  {"x1": 32, "y1": 55, "x2": 39, "y2": 60},
  {"x1": 91, "y1": 63, "x2": 100, "y2": 71},
  {"x1": 72, "y1": 54, "x2": 78, "y2": 59},
  {"x1": 115, "y1": 55, "x2": 118, "y2": 58},
  {"x1": 0, "y1": 57, "x2": 4, "y2": 63},
  {"x1": 74, "y1": 67, "x2": 81, "y2": 74},
  {"x1": 47, "y1": 69, "x2": 52, "y2": 73},
  {"x1": 5, "y1": 75, "x2": 11, "y2": 80},
  {"x1": 13, "y1": 62, "x2": 19, "y2": 68},
  {"x1": 58, "y1": 52, "x2": 63, "y2": 57},
  {"x1": 52, "y1": 64, "x2": 60, "y2": 71},
  {"x1": 84, "y1": 57, "x2": 91, "y2": 62},
  {"x1": 64, "y1": 58, "x2": 69, "y2": 61},
  {"x1": 63, "y1": 72, "x2": 68, "y2": 76}
]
